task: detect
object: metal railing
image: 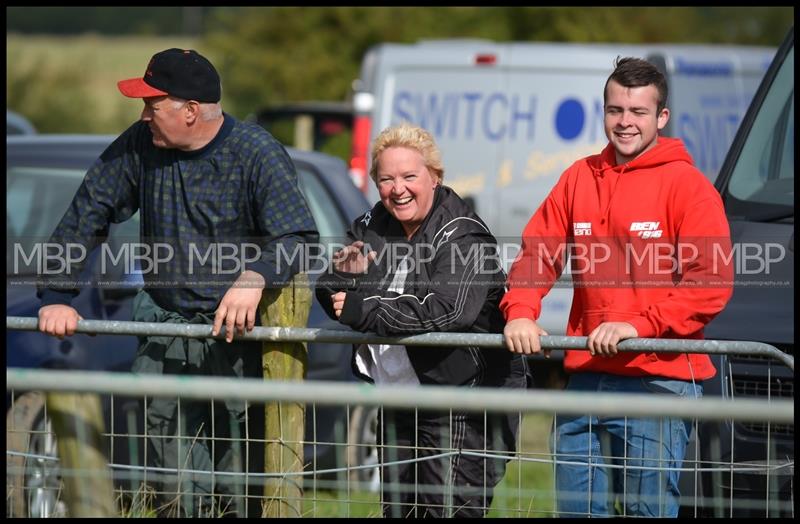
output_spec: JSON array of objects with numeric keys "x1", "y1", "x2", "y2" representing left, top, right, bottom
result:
[
  {"x1": 6, "y1": 316, "x2": 794, "y2": 371},
  {"x1": 6, "y1": 316, "x2": 795, "y2": 518}
]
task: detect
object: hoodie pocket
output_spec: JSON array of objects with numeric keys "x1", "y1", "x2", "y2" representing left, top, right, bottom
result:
[{"x1": 580, "y1": 308, "x2": 641, "y2": 333}]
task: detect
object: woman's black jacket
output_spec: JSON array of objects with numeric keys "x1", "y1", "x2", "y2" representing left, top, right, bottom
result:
[{"x1": 315, "y1": 185, "x2": 519, "y2": 387}]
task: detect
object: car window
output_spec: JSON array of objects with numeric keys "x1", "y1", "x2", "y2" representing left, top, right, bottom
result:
[
  {"x1": 7, "y1": 158, "x2": 341, "y2": 277},
  {"x1": 7, "y1": 165, "x2": 140, "y2": 276},
  {"x1": 6, "y1": 167, "x2": 85, "y2": 239},
  {"x1": 296, "y1": 164, "x2": 347, "y2": 240},
  {"x1": 727, "y1": 46, "x2": 794, "y2": 208}
]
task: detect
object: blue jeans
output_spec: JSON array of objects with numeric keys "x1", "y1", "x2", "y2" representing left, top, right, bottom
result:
[{"x1": 552, "y1": 373, "x2": 702, "y2": 517}]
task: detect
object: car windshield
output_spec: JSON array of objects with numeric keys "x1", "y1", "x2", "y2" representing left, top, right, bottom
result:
[{"x1": 726, "y1": 45, "x2": 794, "y2": 216}]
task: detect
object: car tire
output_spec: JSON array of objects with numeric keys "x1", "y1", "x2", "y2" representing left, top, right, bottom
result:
[
  {"x1": 6, "y1": 391, "x2": 67, "y2": 518},
  {"x1": 346, "y1": 405, "x2": 381, "y2": 492}
]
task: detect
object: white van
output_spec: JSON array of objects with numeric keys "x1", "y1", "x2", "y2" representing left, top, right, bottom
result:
[
  {"x1": 350, "y1": 40, "x2": 774, "y2": 233},
  {"x1": 348, "y1": 40, "x2": 775, "y2": 334}
]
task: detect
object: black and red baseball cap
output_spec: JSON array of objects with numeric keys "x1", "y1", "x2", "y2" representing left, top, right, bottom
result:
[{"x1": 117, "y1": 48, "x2": 221, "y2": 103}]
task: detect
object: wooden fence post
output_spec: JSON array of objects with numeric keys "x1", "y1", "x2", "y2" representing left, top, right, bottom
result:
[
  {"x1": 259, "y1": 272, "x2": 311, "y2": 518},
  {"x1": 45, "y1": 392, "x2": 118, "y2": 517}
]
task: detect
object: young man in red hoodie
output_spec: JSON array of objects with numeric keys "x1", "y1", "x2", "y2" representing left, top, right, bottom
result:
[{"x1": 500, "y1": 57, "x2": 733, "y2": 517}]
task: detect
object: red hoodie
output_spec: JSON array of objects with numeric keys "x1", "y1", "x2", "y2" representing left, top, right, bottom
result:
[{"x1": 500, "y1": 137, "x2": 733, "y2": 380}]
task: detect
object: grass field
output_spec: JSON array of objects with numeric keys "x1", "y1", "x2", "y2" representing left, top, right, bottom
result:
[
  {"x1": 6, "y1": 33, "x2": 353, "y2": 160},
  {"x1": 489, "y1": 413, "x2": 556, "y2": 518},
  {"x1": 297, "y1": 413, "x2": 555, "y2": 518},
  {"x1": 7, "y1": 34, "x2": 212, "y2": 134}
]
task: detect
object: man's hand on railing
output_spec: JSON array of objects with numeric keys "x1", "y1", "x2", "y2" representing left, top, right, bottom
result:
[
  {"x1": 213, "y1": 270, "x2": 266, "y2": 343},
  {"x1": 38, "y1": 304, "x2": 83, "y2": 340}
]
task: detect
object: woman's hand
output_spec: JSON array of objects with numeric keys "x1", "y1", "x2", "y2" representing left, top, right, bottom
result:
[
  {"x1": 331, "y1": 291, "x2": 347, "y2": 318},
  {"x1": 332, "y1": 241, "x2": 376, "y2": 273}
]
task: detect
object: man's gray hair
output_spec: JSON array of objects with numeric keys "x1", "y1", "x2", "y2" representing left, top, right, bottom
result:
[
  {"x1": 199, "y1": 103, "x2": 222, "y2": 121},
  {"x1": 171, "y1": 98, "x2": 222, "y2": 121}
]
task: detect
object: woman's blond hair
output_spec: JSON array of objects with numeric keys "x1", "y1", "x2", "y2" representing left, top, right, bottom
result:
[{"x1": 369, "y1": 123, "x2": 444, "y2": 183}]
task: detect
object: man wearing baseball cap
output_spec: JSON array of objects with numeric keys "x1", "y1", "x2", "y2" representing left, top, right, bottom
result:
[
  {"x1": 116, "y1": 48, "x2": 223, "y2": 150},
  {"x1": 117, "y1": 48, "x2": 221, "y2": 103},
  {"x1": 37, "y1": 48, "x2": 319, "y2": 517}
]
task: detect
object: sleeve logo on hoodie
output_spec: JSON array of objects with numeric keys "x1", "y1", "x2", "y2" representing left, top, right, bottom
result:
[{"x1": 630, "y1": 221, "x2": 663, "y2": 238}]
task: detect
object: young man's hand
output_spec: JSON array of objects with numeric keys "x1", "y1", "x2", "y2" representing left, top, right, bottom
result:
[
  {"x1": 587, "y1": 322, "x2": 638, "y2": 357},
  {"x1": 503, "y1": 318, "x2": 551, "y2": 357}
]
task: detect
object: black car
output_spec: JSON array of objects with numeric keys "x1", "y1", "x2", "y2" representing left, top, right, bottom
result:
[
  {"x1": 679, "y1": 28, "x2": 794, "y2": 517},
  {"x1": 6, "y1": 133, "x2": 376, "y2": 517}
]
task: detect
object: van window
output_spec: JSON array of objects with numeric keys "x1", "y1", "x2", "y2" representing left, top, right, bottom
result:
[{"x1": 726, "y1": 46, "x2": 794, "y2": 212}]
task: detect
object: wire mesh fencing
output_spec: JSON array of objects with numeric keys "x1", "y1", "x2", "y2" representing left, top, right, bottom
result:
[{"x1": 6, "y1": 368, "x2": 794, "y2": 518}]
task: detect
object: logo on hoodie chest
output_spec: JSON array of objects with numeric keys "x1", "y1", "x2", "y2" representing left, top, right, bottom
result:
[
  {"x1": 573, "y1": 222, "x2": 592, "y2": 236},
  {"x1": 630, "y1": 221, "x2": 662, "y2": 239}
]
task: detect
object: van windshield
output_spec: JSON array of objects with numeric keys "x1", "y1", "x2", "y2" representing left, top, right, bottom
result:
[{"x1": 726, "y1": 45, "x2": 794, "y2": 219}]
